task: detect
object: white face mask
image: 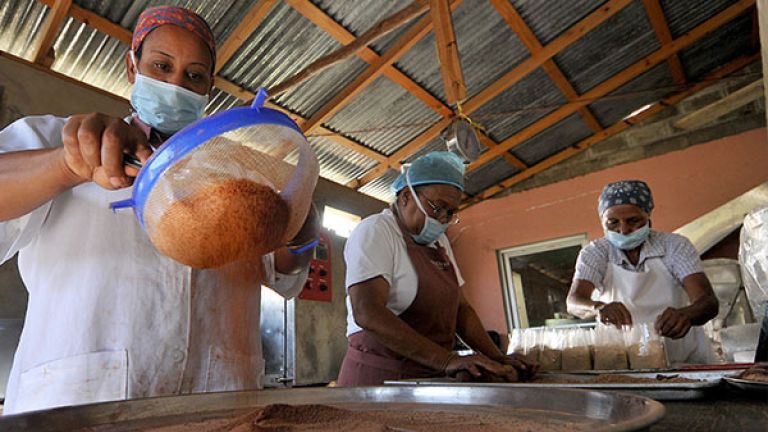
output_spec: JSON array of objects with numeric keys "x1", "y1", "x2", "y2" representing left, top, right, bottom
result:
[
  {"x1": 129, "y1": 51, "x2": 208, "y2": 135},
  {"x1": 405, "y1": 168, "x2": 450, "y2": 245}
]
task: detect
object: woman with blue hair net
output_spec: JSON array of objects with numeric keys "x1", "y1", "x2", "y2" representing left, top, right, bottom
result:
[
  {"x1": 337, "y1": 152, "x2": 534, "y2": 385},
  {"x1": 566, "y1": 180, "x2": 719, "y2": 365}
]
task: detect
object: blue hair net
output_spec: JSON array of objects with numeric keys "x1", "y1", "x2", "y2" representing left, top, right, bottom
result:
[{"x1": 391, "y1": 151, "x2": 465, "y2": 194}]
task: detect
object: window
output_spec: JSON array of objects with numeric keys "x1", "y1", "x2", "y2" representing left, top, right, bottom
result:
[
  {"x1": 322, "y1": 206, "x2": 361, "y2": 238},
  {"x1": 498, "y1": 235, "x2": 587, "y2": 329}
]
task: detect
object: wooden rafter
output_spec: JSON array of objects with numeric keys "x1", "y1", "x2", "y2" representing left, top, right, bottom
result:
[
  {"x1": 32, "y1": 0, "x2": 72, "y2": 66},
  {"x1": 642, "y1": 0, "x2": 686, "y2": 86},
  {"x1": 352, "y1": 0, "x2": 633, "y2": 189},
  {"x1": 298, "y1": 3, "x2": 445, "y2": 134},
  {"x1": 467, "y1": 0, "x2": 755, "y2": 173},
  {"x1": 672, "y1": 79, "x2": 763, "y2": 130},
  {"x1": 215, "y1": 0, "x2": 276, "y2": 74},
  {"x1": 490, "y1": 0, "x2": 602, "y2": 133},
  {"x1": 430, "y1": 0, "x2": 466, "y2": 103},
  {"x1": 462, "y1": 52, "x2": 759, "y2": 207},
  {"x1": 285, "y1": 0, "x2": 452, "y2": 117},
  {"x1": 269, "y1": 0, "x2": 429, "y2": 98}
]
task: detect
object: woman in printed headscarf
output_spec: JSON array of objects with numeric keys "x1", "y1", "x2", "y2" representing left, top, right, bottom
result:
[
  {"x1": 0, "y1": 6, "x2": 317, "y2": 414},
  {"x1": 337, "y1": 152, "x2": 534, "y2": 386},
  {"x1": 566, "y1": 180, "x2": 719, "y2": 365}
]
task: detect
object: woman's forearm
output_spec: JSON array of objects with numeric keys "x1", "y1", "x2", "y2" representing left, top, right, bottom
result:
[{"x1": 0, "y1": 148, "x2": 82, "y2": 221}]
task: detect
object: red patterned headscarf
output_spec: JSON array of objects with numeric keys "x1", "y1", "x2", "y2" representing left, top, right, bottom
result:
[{"x1": 132, "y1": 6, "x2": 216, "y2": 74}]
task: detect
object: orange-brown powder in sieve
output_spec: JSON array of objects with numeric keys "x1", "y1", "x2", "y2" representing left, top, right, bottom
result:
[{"x1": 151, "y1": 178, "x2": 290, "y2": 268}]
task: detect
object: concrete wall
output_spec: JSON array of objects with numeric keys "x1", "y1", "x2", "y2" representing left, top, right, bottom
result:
[{"x1": 451, "y1": 128, "x2": 768, "y2": 333}]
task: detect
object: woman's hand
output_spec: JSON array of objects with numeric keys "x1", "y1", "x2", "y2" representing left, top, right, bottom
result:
[
  {"x1": 655, "y1": 307, "x2": 692, "y2": 339},
  {"x1": 597, "y1": 301, "x2": 633, "y2": 327},
  {"x1": 444, "y1": 354, "x2": 519, "y2": 382},
  {"x1": 496, "y1": 353, "x2": 538, "y2": 380},
  {"x1": 61, "y1": 113, "x2": 151, "y2": 190}
]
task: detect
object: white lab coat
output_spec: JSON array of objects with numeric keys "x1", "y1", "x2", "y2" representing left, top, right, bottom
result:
[{"x1": 0, "y1": 115, "x2": 307, "y2": 414}]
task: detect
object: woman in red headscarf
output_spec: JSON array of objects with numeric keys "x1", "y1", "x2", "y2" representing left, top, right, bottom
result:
[{"x1": 0, "y1": 6, "x2": 317, "y2": 414}]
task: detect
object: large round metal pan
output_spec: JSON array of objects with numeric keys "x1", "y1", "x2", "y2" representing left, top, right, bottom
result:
[{"x1": 0, "y1": 385, "x2": 664, "y2": 431}]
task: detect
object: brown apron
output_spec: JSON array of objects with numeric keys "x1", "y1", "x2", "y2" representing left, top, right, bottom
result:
[{"x1": 337, "y1": 206, "x2": 461, "y2": 386}]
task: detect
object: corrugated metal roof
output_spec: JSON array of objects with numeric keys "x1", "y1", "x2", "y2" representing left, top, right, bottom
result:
[
  {"x1": 554, "y1": 0, "x2": 660, "y2": 94},
  {"x1": 678, "y1": 10, "x2": 753, "y2": 81},
  {"x1": 660, "y1": 0, "x2": 736, "y2": 39},
  {"x1": 0, "y1": 0, "x2": 48, "y2": 59},
  {"x1": 464, "y1": 156, "x2": 519, "y2": 196},
  {"x1": 405, "y1": 136, "x2": 448, "y2": 163},
  {"x1": 471, "y1": 67, "x2": 567, "y2": 143},
  {"x1": 455, "y1": 0, "x2": 530, "y2": 99},
  {"x1": 510, "y1": 112, "x2": 594, "y2": 166},
  {"x1": 510, "y1": 0, "x2": 606, "y2": 45},
  {"x1": 588, "y1": 62, "x2": 674, "y2": 126},
  {"x1": 307, "y1": 136, "x2": 379, "y2": 185},
  {"x1": 325, "y1": 75, "x2": 442, "y2": 156},
  {"x1": 358, "y1": 168, "x2": 400, "y2": 203},
  {"x1": 51, "y1": 18, "x2": 132, "y2": 98},
  {"x1": 0, "y1": 0, "x2": 758, "y2": 204}
]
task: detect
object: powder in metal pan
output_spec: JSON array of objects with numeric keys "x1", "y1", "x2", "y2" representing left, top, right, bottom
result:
[{"x1": 151, "y1": 178, "x2": 290, "y2": 268}]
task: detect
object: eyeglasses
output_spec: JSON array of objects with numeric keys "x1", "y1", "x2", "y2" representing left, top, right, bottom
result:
[{"x1": 424, "y1": 198, "x2": 460, "y2": 225}]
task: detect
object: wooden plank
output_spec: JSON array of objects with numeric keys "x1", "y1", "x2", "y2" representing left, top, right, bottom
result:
[
  {"x1": 467, "y1": 0, "x2": 755, "y2": 172},
  {"x1": 32, "y1": 0, "x2": 72, "y2": 65},
  {"x1": 491, "y1": 0, "x2": 602, "y2": 132},
  {"x1": 215, "y1": 0, "x2": 276, "y2": 74},
  {"x1": 463, "y1": 0, "x2": 634, "y2": 113},
  {"x1": 299, "y1": 10, "x2": 438, "y2": 134},
  {"x1": 285, "y1": 0, "x2": 453, "y2": 118},
  {"x1": 353, "y1": 0, "x2": 631, "y2": 189},
  {"x1": 66, "y1": 3, "x2": 131, "y2": 43},
  {"x1": 430, "y1": 0, "x2": 466, "y2": 103},
  {"x1": 642, "y1": 0, "x2": 687, "y2": 86},
  {"x1": 462, "y1": 53, "x2": 759, "y2": 207},
  {"x1": 673, "y1": 79, "x2": 764, "y2": 130},
  {"x1": 268, "y1": 0, "x2": 429, "y2": 97}
]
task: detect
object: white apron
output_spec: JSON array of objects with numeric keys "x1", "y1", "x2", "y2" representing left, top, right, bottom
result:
[{"x1": 600, "y1": 258, "x2": 714, "y2": 365}]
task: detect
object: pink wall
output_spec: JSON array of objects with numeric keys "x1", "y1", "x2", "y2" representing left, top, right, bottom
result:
[{"x1": 451, "y1": 128, "x2": 768, "y2": 332}]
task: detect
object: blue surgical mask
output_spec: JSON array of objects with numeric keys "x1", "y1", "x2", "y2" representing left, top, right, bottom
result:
[
  {"x1": 405, "y1": 169, "x2": 450, "y2": 245},
  {"x1": 129, "y1": 51, "x2": 208, "y2": 135},
  {"x1": 605, "y1": 223, "x2": 650, "y2": 250}
]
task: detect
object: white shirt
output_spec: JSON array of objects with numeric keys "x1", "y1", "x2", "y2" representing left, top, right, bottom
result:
[
  {"x1": 343, "y1": 208, "x2": 464, "y2": 336},
  {"x1": 0, "y1": 115, "x2": 307, "y2": 414}
]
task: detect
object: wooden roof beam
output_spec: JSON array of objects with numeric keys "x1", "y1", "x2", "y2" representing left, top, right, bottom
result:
[
  {"x1": 215, "y1": 0, "x2": 276, "y2": 74},
  {"x1": 299, "y1": 2, "x2": 459, "y2": 135},
  {"x1": 672, "y1": 78, "x2": 763, "y2": 130},
  {"x1": 349, "y1": 0, "x2": 632, "y2": 190},
  {"x1": 32, "y1": 0, "x2": 72, "y2": 66},
  {"x1": 462, "y1": 53, "x2": 759, "y2": 207},
  {"x1": 642, "y1": 0, "x2": 686, "y2": 86},
  {"x1": 268, "y1": 1, "x2": 429, "y2": 98},
  {"x1": 490, "y1": 0, "x2": 602, "y2": 133},
  {"x1": 285, "y1": 0, "x2": 452, "y2": 118},
  {"x1": 467, "y1": 0, "x2": 755, "y2": 172},
  {"x1": 430, "y1": 0, "x2": 466, "y2": 104}
]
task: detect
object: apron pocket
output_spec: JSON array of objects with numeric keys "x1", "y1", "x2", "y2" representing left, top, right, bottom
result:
[
  {"x1": 15, "y1": 350, "x2": 128, "y2": 413},
  {"x1": 204, "y1": 346, "x2": 264, "y2": 392}
]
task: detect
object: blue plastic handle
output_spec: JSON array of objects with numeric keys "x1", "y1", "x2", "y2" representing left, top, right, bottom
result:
[
  {"x1": 251, "y1": 88, "x2": 268, "y2": 110},
  {"x1": 109, "y1": 198, "x2": 135, "y2": 212}
]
